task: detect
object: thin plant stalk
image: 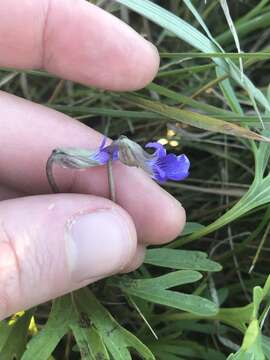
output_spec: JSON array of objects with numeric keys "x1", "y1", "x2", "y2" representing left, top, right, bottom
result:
[
  {"x1": 107, "y1": 159, "x2": 116, "y2": 202},
  {"x1": 46, "y1": 152, "x2": 60, "y2": 193}
]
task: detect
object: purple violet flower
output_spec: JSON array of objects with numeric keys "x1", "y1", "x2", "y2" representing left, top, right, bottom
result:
[
  {"x1": 117, "y1": 136, "x2": 190, "y2": 183},
  {"x1": 145, "y1": 142, "x2": 190, "y2": 183}
]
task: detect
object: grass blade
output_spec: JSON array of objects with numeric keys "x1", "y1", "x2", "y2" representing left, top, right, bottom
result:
[{"x1": 122, "y1": 94, "x2": 270, "y2": 142}]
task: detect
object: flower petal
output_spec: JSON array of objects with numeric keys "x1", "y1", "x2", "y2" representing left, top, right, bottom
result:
[
  {"x1": 91, "y1": 149, "x2": 110, "y2": 164},
  {"x1": 112, "y1": 144, "x2": 119, "y2": 160},
  {"x1": 145, "y1": 142, "x2": 166, "y2": 158},
  {"x1": 151, "y1": 164, "x2": 167, "y2": 183},
  {"x1": 91, "y1": 137, "x2": 119, "y2": 165},
  {"x1": 157, "y1": 154, "x2": 190, "y2": 181},
  {"x1": 99, "y1": 136, "x2": 107, "y2": 150}
]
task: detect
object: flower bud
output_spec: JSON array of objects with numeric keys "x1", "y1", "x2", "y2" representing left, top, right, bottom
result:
[
  {"x1": 117, "y1": 136, "x2": 153, "y2": 175},
  {"x1": 50, "y1": 147, "x2": 102, "y2": 169}
]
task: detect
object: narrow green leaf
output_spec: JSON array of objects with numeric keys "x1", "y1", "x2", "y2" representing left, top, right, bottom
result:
[
  {"x1": 253, "y1": 286, "x2": 264, "y2": 318},
  {"x1": 220, "y1": 0, "x2": 243, "y2": 78},
  {"x1": 88, "y1": 327, "x2": 110, "y2": 360},
  {"x1": 160, "y1": 52, "x2": 270, "y2": 60},
  {"x1": 75, "y1": 289, "x2": 155, "y2": 360},
  {"x1": 254, "y1": 130, "x2": 270, "y2": 179},
  {"x1": 117, "y1": 270, "x2": 218, "y2": 317},
  {"x1": 70, "y1": 323, "x2": 95, "y2": 360},
  {"x1": 181, "y1": 222, "x2": 206, "y2": 236},
  {"x1": 22, "y1": 297, "x2": 72, "y2": 360},
  {"x1": 0, "y1": 321, "x2": 12, "y2": 351},
  {"x1": 123, "y1": 94, "x2": 270, "y2": 142},
  {"x1": 216, "y1": 304, "x2": 253, "y2": 332},
  {"x1": 155, "y1": 352, "x2": 184, "y2": 360},
  {"x1": 145, "y1": 249, "x2": 222, "y2": 272},
  {"x1": 51, "y1": 105, "x2": 158, "y2": 119},
  {"x1": 262, "y1": 274, "x2": 270, "y2": 298},
  {"x1": 216, "y1": 66, "x2": 243, "y2": 114},
  {"x1": 122, "y1": 270, "x2": 202, "y2": 290},
  {"x1": 172, "y1": 131, "x2": 270, "y2": 247},
  {"x1": 70, "y1": 320, "x2": 110, "y2": 360},
  {"x1": 123, "y1": 287, "x2": 218, "y2": 316},
  {"x1": 216, "y1": 12, "x2": 270, "y2": 46},
  {"x1": 262, "y1": 336, "x2": 270, "y2": 359},
  {"x1": 157, "y1": 63, "x2": 216, "y2": 79},
  {"x1": 183, "y1": 0, "x2": 222, "y2": 50},
  {"x1": 228, "y1": 319, "x2": 265, "y2": 360},
  {"x1": 150, "y1": 340, "x2": 227, "y2": 360},
  {"x1": 118, "y1": 0, "x2": 270, "y2": 114},
  {"x1": 69, "y1": 307, "x2": 109, "y2": 360},
  {"x1": 117, "y1": 0, "x2": 218, "y2": 53},
  {"x1": 183, "y1": 0, "x2": 243, "y2": 114},
  {"x1": 1, "y1": 310, "x2": 33, "y2": 359},
  {"x1": 148, "y1": 82, "x2": 231, "y2": 116}
]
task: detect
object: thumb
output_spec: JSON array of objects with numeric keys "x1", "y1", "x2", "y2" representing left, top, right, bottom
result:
[{"x1": 0, "y1": 194, "x2": 138, "y2": 319}]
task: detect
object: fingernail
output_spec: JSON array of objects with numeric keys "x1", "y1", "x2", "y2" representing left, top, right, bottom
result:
[{"x1": 66, "y1": 209, "x2": 133, "y2": 282}]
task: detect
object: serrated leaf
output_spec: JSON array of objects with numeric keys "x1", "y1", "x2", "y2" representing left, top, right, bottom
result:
[
  {"x1": 144, "y1": 249, "x2": 222, "y2": 272},
  {"x1": 123, "y1": 95, "x2": 270, "y2": 142}
]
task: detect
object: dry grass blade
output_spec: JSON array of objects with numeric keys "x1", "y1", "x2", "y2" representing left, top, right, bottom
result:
[{"x1": 123, "y1": 95, "x2": 270, "y2": 143}]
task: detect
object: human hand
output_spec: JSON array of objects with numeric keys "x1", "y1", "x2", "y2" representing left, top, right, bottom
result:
[{"x1": 0, "y1": 0, "x2": 186, "y2": 319}]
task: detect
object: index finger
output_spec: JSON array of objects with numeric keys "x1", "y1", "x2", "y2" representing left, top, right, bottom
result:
[{"x1": 0, "y1": 0, "x2": 159, "y2": 90}]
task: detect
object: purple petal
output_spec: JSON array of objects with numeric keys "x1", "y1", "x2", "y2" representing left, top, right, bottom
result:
[
  {"x1": 152, "y1": 165, "x2": 167, "y2": 183},
  {"x1": 156, "y1": 154, "x2": 190, "y2": 181},
  {"x1": 91, "y1": 137, "x2": 119, "y2": 164},
  {"x1": 99, "y1": 136, "x2": 107, "y2": 151},
  {"x1": 145, "y1": 142, "x2": 166, "y2": 158},
  {"x1": 171, "y1": 155, "x2": 190, "y2": 180},
  {"x1": 112, "y1": 144, "x2": 119, "y2": 160},
  {"x1": 92, "y1": 150, "x2": 110, "y2": 164}
]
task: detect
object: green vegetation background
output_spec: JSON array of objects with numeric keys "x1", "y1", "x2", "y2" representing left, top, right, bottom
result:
[{"x1": 2, "y1": 0, "x2": 270, "y2": 359}]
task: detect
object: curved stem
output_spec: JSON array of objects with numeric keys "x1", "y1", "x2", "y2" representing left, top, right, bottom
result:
[{"x1": 46, "y1": 152, "x2": 60, "y2": 193}]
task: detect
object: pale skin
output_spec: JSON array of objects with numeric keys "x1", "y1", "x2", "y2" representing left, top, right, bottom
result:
[{"x1": 0, "y1": 0, "x2": 186, "y2": 319}]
